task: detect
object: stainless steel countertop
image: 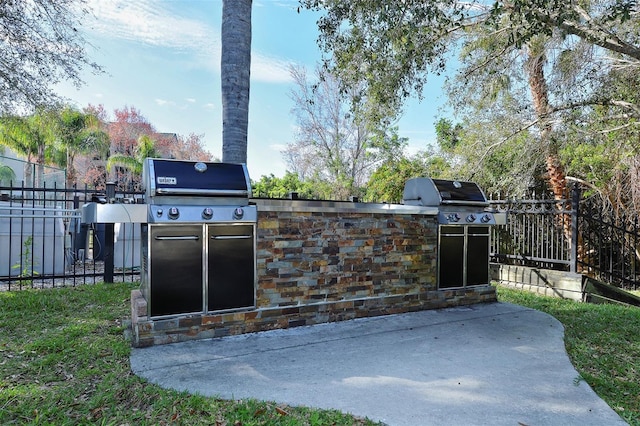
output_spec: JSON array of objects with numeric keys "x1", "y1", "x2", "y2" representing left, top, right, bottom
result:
[{"x1": 251, "y1": 198, "x2": 438, "y2": 215}]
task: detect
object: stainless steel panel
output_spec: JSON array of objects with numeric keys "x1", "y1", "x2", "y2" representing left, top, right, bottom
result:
[
  {"x1": 147, "y1": 204, "x2": 257, "y2": 224},
  {"x1": 81, "y1": 203, "x2": 147, "y2": 223},
  {"x1": 253, "y1": 198, "x2": 438, "y2": 216}
]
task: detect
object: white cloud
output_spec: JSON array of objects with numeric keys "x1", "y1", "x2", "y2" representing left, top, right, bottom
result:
[
  {"x1": 85, "y1": 0, "x2": 294, "y2": 83},
  {"x1": 252, "y1": 54, "x2": 294, "y2": 84},
  {"x1": 155, "y1": 98, "x2": 174, "y2": 107},
  {"x1": 86, "y1": 0, "x2": 217, "y2": 53}
]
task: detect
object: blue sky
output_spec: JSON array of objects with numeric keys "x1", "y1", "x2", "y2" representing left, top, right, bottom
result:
[{"x1": 57, "y1": 0, "x2": 448, "y2": 180}]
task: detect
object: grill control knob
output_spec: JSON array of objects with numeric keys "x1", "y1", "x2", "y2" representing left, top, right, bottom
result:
[
  {"x1": 168, "y1": 207, "x2": 180, "y2": 220},
  {"x1": 448, "y1": 213, "x2": 461, "y2": 222},
  {"x1": 481, "y1": 213, "x2": 492, "y2": 223},
  {"x1": 202, "y1": 207, "x2": 213, "y2": 220},
  {"x1": 233, "y1": 207, "x2": 244, "y2": 220},
  {"x1": 155, "y1": 208, "x2": 163, "y2": 217},
  {"x1": 466, "y1": 214, "x2": 477, "y2": 223}
]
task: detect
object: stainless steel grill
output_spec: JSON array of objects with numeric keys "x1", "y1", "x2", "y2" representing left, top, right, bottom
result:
[
  {"x1": 140, "y1": 158, "x2": 257, "y2": 318},
  {"x1": 403, "y1": 177, "x2": 502, "y2": 289},
  {"x1": 402, "y1": 177, "x2": 496, "y2": 225}
]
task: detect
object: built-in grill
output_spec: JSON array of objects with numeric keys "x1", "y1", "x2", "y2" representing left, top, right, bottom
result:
[
  {"x1": 141, "y1": 158, "x2": 257, "y2": 318},
  {"x1": 403, "y1": 177, "x2": 500, "y2": 289}
]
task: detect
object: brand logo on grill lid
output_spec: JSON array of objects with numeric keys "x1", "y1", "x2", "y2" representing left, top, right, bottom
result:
[{"x1": 157, "y1": 177, "x2": 177, "y2": 185}]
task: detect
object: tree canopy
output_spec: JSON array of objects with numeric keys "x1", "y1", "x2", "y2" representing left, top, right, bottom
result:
[
  {"x1": 301, "y1": 0, "x2": 640, "y2": 207},
  {"x1": 301, "y1": 0, "x2": 639, "y2": 124},
  {"x1": 0, "y1": 0, "x2": 100, "y2": 114}
]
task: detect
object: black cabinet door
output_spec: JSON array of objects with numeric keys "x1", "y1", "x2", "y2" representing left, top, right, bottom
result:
[
  {"x1": 467, "y1": 227, "x2": 490, "y2": 286},
  {"x1": 149, "y1": 225, "x2": 203, "y2": 317},
  {"x1": 439, "y1": 226, "x2": 465, "y2": 288},
  {"x1": 207, "y1": 224, "x2": 255, "y2": 311},
  {"x1": 438, "y1": 226, "x2": 489, "y2": 288}
]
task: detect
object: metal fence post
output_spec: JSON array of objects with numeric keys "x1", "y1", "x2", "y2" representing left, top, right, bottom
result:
[
  {"x1": 104, "y1": 182, "x2": 116, "y2": 283},
  {"x1": 570, "y1": 182, "x2": 581, "y2": 273}
]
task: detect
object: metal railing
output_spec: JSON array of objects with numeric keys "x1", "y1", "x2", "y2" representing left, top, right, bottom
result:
[
  {"x1": 490, "y1": 197, "x2": 574, "y2": 270},
  {"x1": 2, "y1": 182, "x2": 638, "y2": 291},
  {"x1": 0, "y1": 182, "x2": 143, "y2": 290},
  {"x1": 578, "y1": 196, "x2": 640, "y2": 290},
  {"x1": 490, "y1": 185, "x2": 639, "y2": 290}
]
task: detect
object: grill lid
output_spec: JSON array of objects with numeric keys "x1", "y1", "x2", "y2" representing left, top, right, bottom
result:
[
  {"x1": 403, "y1": 177, "x2": 488, "y2": 207},
  {"x1": 143, "y1": 158, "x2": 251, "y2": 199}
]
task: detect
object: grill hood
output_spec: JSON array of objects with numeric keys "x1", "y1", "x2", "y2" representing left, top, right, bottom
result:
[
  {"x1": 143, "y1": 158, "x2": 252, "y2": 205},
  {"x1": 402, "y1": 177, "x2": 489, "y2": 207}
]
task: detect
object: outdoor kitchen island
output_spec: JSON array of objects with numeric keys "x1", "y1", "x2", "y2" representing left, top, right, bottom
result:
[{"x1": 131, "y1": 190, "x2": 497, "y2": 347}]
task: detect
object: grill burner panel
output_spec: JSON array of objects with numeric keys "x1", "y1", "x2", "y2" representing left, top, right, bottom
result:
[
  {"x1": 147, "y1": 204, "x2": 257, "y2": 224},
  {"x1": 438, "y1": 210, "x2": 496, "y2": 225}
]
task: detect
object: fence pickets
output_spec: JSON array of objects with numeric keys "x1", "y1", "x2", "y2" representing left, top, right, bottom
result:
[
  {"x1": 1, "y1": 183, "x2": 638, "y2": 291},
  {"x1": 0, "y1": 183, "x2": 143, "y2": 290}
]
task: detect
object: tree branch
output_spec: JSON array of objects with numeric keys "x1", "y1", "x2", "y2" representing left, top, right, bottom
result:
[{"x1": 536, "y1": 5, "x2": 640, "y2": 60}]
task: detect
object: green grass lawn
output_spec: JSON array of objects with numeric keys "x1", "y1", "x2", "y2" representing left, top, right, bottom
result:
[
  {"x1": 497, "y1": 285, "x2": 640, "y2": 425},
  {"x1": 1, "y1": 283, "x2": 638, "y2": 425},
  {"x1": 0, "y1": 283, "x2": 380, "y2": 425}
]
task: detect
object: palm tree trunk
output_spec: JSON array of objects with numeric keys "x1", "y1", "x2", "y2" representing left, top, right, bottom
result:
[
  {"x1": 36, "y1": 144, "x2": 45, "y2": 188},
  {"x1": 526, "y1": 50, "x2": 566, "y2": 198},
  {"x1": 527, "y1": 48, "x2": 581, "y2": 267},
  {"x1": 221, "y1": 0, "x2": 252, "y2": 164},
  {"x1": 66, "y1": 149, "x2": 77, "y2": 188}
]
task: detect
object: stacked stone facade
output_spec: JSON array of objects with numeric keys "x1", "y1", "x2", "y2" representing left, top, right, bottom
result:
[{"x1": 132, "y1": 202, "x2": 497, "y2": 347}]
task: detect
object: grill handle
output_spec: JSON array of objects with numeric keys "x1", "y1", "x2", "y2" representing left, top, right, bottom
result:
[
  {"x1": 211, "y1": 235, "x2": 252, "y2": 240},
  {"x1": 154, "y1": 235, "x2": 200, "y2": 241},
  {"x1": 154, "y1": 188, "x2": 249, "y2": 197}
]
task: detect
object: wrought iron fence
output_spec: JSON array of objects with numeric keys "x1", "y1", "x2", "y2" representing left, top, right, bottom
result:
[
  {"x1": 490, "y1": 197, "x2": 574, "y2": 271},
  {"x1": 0, "y1": 182, "x2": 143, "y2": 290},
  {"x1": 2, "y1": 182, "x2": 638, "y2": 291},
  {"x1": 490, "y1": 185, "x2": 639, "y2": 290},
  {"x1": 578, "y1": 196, "x2": 640, "y2": 290}
]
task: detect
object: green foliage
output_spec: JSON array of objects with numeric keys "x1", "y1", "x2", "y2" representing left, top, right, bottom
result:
[
  {"x1": 364, "y1": 154, "x2": 450, "y2": 203},
  {"x1": 0, "y1": 108, "x2": 58, "y2": 160},
  {"x1": 11, "y1": 236, "x2": 38, "y2": 284},
  {"x1": 287, "y1": 66, "x2": 409, "y2": 199},
  {"x1": 0, "y1": 105, "x2": 109, "y2": 187},
  {"x1": 304, "y1": 0, "x2": 640, "y2": 205},
  {"x1": 0, "y1": 163, "x2": 16, "y2": 184},
  {"x1": 252, "y1": 171, "x2": 317, "y2": 199},
  {"x1": 0, "y1": 1, "x2": 102, "y2": 114},
  {"x1": 106, "y1": 134, "x2": 158, "y2": 176},
  {"x1": 435, "y1": 118, "x2": 463, "y2": 152},
  {"x1": 53, "y1": 106, "x2": 110, "y2": 186},
  {"x1": 303, "y1": 0, "x2": 640, "y2": 130}
]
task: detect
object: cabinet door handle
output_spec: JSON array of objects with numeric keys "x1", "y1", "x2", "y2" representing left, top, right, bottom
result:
[
  {"x1": 155, "y1": 235, "x2": 200, "y2": 240},
  {"x1": 211, "y1": 235, "x2": 252, "y2": 240}
]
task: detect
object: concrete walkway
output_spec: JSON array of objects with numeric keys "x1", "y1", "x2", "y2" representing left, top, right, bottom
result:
[{"x1": 130, "y1": 302, "x2": 626, "y2": 425}]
